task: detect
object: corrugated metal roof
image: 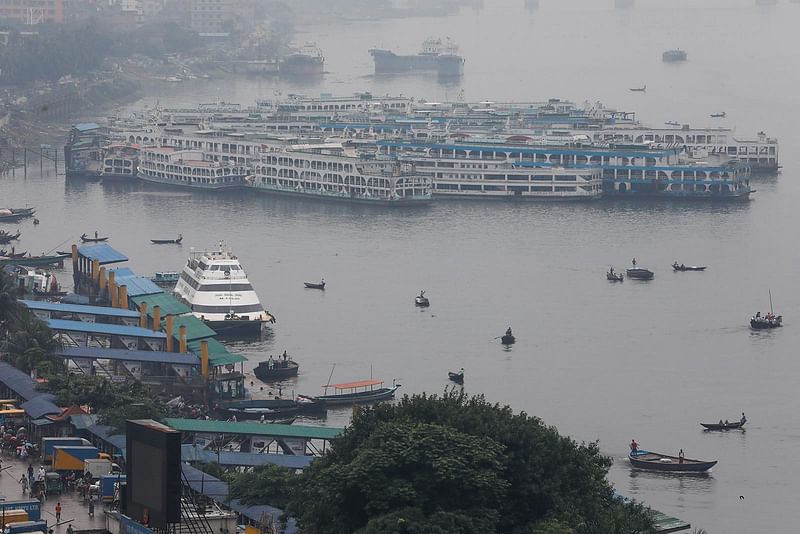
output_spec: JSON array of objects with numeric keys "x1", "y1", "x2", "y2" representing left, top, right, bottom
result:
[
  {"x1": 187, "y1": 338, "x2": 246, "y2": 366},
  {"x1": 0, "y1": 361, "x2": 42, "y2": 401},
  {"x1": 32, "y1": 418, "x2": 55, "y2": 426},
  {"x1": 115, "y1": 276, "x2": 163, "y2": 297},
  {"x1": 166, "y1": 315, "x2": 216, "y2": 342},
  {"x1": 181, "y1": 445, "x2": 313, "y2": 469},
  {"x1": 47, "y1": 318, "x2": 167, "y2": 339},
  {"x1": 70, "y1": 414, "x2": 98, "y2": 430},
  {"x1": 86, "y1": 424, "x2": 126, "y2": 456},
  {"x1": 58, "y1": 347, "x2": 199, "y2": 366},
  {"x1": 20, "y1": 394, "x2": 60, "y2": 418},
  {"x1": 165, "y1": 418, "x2": 342, "y2": 440},
  {"x1": 77, "y1": 244, "x2": 128, "y2": 265},
  {"x1": 181, "y1": 465, "x2": 297, "y2": 533},
  {"x1": 106, "y1": 267, "x2": 136, "y2": 280},
  {"x1": 131, "y1": 293, "x2": 191, "y2": 318},
  {"x1": 74, "y1": 123, "x2": 100, "y2": 132},
  {"x1": 20, "y1": 299, "x2": 141, "y2": 318}
]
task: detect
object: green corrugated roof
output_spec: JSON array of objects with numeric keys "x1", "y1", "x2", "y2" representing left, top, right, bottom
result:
[
  {"x1": 164, "y1": 418, "x2": 342, "y2": 440},
  {"x1": 164, "y1": 315, "x2": 216, "y2": 342},
  {"x1": 187, "y1": 338, "x2": 246, "y2": 366},
  {"x1": 131, "y1": 293, "x2": 191, "y2": 318}
]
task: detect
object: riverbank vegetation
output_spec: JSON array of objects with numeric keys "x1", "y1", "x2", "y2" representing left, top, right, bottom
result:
[{"x1": 214, "y1": 390, "x2": 655, "y2": 534}]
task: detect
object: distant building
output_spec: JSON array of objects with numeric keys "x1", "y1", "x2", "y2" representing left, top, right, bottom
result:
[
  {"x1": 190, "y1": 0, "x2": 234, "y2": 34},
  {"x1": 0, "y1": 0, "x2": 64, "y2": 25}
]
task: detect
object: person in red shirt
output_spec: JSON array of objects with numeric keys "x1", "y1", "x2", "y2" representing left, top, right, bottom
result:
[{"x1": 630, "y1": 439, "x2": 639, "y2": 453}]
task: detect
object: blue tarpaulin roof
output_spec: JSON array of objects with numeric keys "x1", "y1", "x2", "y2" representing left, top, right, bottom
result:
[
  {"x1": 20, "y1": 300, "x2": 141, "y2": 318},
  {"x1": 47, "y1": 318, "x2": 167, "y2": 339},
  {"x1": 181, "y1": 464, "x2": 297, "y2": 532},
  {"x1": 58, "y1": 347, "x2": 199, "y2": 366},
  {"x1": 20, "y1": 394, "x2": 60, "y2": 419},
  {"x1": 0, "y1": 361, "x2": 42, "y2": 401},
  {"x1": 77, "y1": 244, "x2": 128, "y2": 265}
]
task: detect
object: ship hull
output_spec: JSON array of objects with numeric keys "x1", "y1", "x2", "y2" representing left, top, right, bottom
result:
[{"x1": 370, "y1": 49, "x2": 464, "y2": 76}]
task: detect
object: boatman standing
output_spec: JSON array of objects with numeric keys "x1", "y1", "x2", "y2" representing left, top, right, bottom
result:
[
  {"x1": 678, "y1": 449, "x2": 685, "y2": 464},
  {"x1": 741, "y1": 412, "x2": 747, "y2": 425},
  {"x1": 630, "y1": 439, "x2": 638, "y2": 453}
]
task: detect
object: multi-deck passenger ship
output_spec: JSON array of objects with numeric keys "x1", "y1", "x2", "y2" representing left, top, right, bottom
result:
[
  {"x1": 138, "y1": 147, "x2": 248, "y2": 189},
  {"x1": 249, "y1": 145, "x2": 432, "y2": 205},
  {"x1": 174, "y1": 245, "x2": 272, "y2": 336}
]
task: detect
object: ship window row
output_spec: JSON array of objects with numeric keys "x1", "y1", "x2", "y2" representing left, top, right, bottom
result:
[
  {"x1": 193, "y1": 304, "x2": 264, "y2": 314},
  {"x1": 260, "y1": 156, "x2": 354, "y2": 172},
  {"x1": 435, "y1": 184, "x2": 581, "y2": 193}
]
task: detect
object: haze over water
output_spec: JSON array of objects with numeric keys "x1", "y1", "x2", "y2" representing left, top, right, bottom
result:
[{"x1": 3, "y1": 1, "x2": 800, "y2": 530}]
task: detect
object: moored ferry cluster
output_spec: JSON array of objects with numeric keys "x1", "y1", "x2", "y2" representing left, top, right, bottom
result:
[{"x1": 63, "y1": 93, "x2": 778, "y2": 203}]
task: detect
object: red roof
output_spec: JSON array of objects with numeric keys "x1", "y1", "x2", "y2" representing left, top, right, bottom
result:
[{"x1": 327, "y1": 379, "x2": 384, "y2": 390}]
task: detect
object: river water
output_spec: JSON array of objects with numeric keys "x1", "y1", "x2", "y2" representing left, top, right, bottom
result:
[{"x1": 3, "y1": 0, "x2": 800, "y2": 530}]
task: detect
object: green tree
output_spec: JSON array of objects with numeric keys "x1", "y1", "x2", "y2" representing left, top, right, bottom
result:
[
  {"x1": 288, "y1": 391, "x2": 655, "y2": 534},
  {"x1": 229, "y1": 463, "x2": 299, "y2": 510},
  {"x1": 0, "y1": 269, "x2": 23, "y2": 331},
  {"x1": 1, "y1": 312, "x2": 62, "y2": 374}
]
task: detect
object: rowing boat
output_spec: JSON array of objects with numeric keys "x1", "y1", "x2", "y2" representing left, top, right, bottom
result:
[{"x1": 628, "y1": 450, "x2": 717, "y2": 472}]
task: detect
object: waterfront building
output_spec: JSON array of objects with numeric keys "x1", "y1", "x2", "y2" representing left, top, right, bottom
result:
[{"x1": 0, "y1": 0, "x2": 64, "y2": 25}]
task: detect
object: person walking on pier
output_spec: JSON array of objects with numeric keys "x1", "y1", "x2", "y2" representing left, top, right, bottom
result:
[
  {"x1": 55, "y1": 502, "x2": 62, "y2": 522},
  {"x1": 19, "y1": 473, "x2": 28, "y2": 494}
]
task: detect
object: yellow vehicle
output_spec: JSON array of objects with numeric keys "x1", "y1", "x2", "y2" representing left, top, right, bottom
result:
[{"x1": 0, "y1": 401, "x2": 25, "y2": 425}]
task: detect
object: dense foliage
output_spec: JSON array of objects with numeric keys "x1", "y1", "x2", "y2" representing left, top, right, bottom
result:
[{"x1": 230, "y1": 390, "x2": 655, "y2": 534}]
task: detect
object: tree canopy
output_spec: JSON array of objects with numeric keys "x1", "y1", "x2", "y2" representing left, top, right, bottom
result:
[{"x1": 231, "y1": 390, "x2": 655, "y2": 534}]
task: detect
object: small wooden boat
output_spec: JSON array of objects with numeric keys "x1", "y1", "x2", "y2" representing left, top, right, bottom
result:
[
  {"x1": 0, "y1": 207, "x2": 35, "y2": 222},
  {"x1": 664, "y1": 121, "x2": 681, "y2": 126},
  {"x1": 700, "y1": 421, "x2": 745, "y2": 431},
  {"x1": 448, "y1": 369, "x2": 464, "y2": 384},
  {"x1": 215, "y1": 399, "x2": 300, "y2": 422},
  {"x1": 672, "y1": 263, "x2": 706, "y2": 272},
  {"x1": 150, "y1": 234, "x2": 183, "y2": 244},
  {"x1": 750, "y1": 314, "x2": 782, "y2": 329},
  {"x1": 415, "y1": 290, "x2": 430, "y2": 307},
  {"x1": 629, "y1": 85, "x2": 646, "y2": 92},
  {"x1": 151, "y1": 271, "x2": 180, "y2": 288},
  {"x1": 0, "y1": 230, "x2": 21, "y2": 244},
  {"x1": 254, "y1": 356, "x2": 299, "y2": 382},
  {"x1": 626, "y1": 267, "x2": 654, "y2": 280},
  {"x1": 751, "y1": 290, "x2": 782, "y2": 329},
  {"x1": 304, "y1": 279, "x2": 325, "y2": 290},
  {"x1": 628, "y1": 450, "x2": 717, "y2": 472},
  {"x1": 501, "y1": 334, "x2": 516, "y2": 345},
  {"x1": 300, "y1": 379, "x2": 400, "y2": 407},
  {"x1": 710, "y1": 112, "x2": 726, "y2": 118},
  {"x1": 607, "y1": 269, "x2": 623, "y2": 282},
  {"x1": 0, "y1": 249, "x2": 26, "y2": 259},
  {"x1": 80, "y1": 234, "x2": 109, "y2": 243},
  {"x1": 0, "y1": 253, "x2": 70, "y2": 267}
]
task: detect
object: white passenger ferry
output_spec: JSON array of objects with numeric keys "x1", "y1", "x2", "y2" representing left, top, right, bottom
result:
[
  {"x1": 402, "y1": 156, "x2": 602, "y2": 199},
  {"x1": 174, "y1": 244, "x2": 272, "y2": 337},
  {"x1": 138, "y1": 147, "x2": 248, "y2": 189},
  {"x1": 249, "y1": 145, "x2": 432, "y2": 205}
]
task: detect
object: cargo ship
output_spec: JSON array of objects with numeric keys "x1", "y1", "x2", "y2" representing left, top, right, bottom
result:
[
  {"x1": 369, "y1": 38, "x2": 464, "y2": 77},
  {"x1": 280, "y1": 44, "x2": 324, "y2": 77}
]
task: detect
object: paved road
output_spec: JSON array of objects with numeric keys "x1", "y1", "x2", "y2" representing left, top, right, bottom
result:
[{"x1": 0, "y1": 456, "x2": 109, "y2": 531}]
